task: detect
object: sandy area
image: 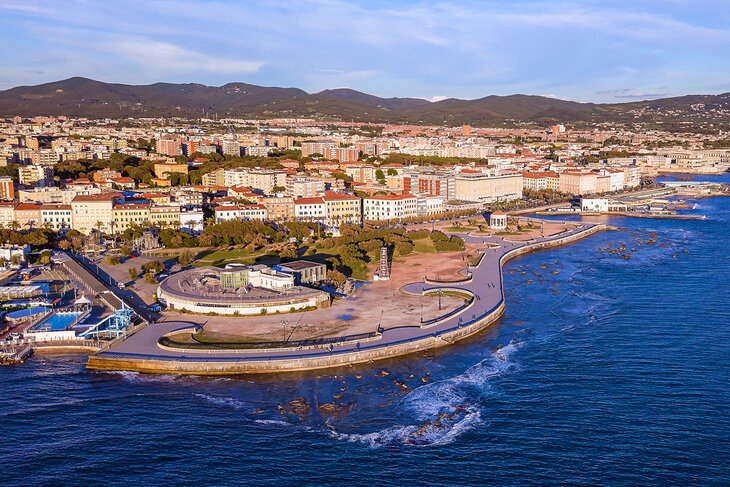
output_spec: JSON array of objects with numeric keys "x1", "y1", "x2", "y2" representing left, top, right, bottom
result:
[{"x1": 165, "y1": 249, "x2": 473, "y2": 342}]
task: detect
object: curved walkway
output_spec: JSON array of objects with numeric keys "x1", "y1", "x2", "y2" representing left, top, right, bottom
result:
[{"x1": 87, "y1": 222, "x2": 606, "y2": 374}]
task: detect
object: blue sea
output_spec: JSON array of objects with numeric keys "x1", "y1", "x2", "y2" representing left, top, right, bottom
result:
[{"x1": 2, "y1": 175, "x2": 729, "y2": 486}]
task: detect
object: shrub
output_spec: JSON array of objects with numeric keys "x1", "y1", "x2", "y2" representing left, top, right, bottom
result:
[{"x1": 429, "y1": 230, "x2": 449, "y2": 242}]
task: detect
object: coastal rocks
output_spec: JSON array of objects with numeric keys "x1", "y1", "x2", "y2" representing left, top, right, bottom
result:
[
  {"x1": 278, "y1": 397, "x2": 311, "y2": 420},
  {"x1": 405, "y1": 404, "x2": 472, "y2": 446},
  {"x1": 317, "y1": 401, "x2": 354, "y2": 418}
]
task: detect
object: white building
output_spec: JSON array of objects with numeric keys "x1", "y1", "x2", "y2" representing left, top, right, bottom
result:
[
  {"x1": 179, "y1": 207, "x2": 205, "y2": 234},
  {"x1": 294, "y1": 197, "x2": 326, "y2": 223},
  {"x1": 581, "y1": 198, "x2": 609, "y2": 212},
  {"x1": 363, "y1": 194, "x2": 418, "y2": 221},
  {"x1": 214, "y1": 204, "x2": 268, "y2": 222}
]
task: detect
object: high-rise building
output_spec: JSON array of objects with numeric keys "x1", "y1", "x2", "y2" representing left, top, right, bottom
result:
[{"x1": 0, "y1": 176, "x2": 14, "y2": 201}]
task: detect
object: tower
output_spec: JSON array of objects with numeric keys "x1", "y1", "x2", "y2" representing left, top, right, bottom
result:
[{"x1": 375, "y1": 246, "x2": 390, "y2": 281}]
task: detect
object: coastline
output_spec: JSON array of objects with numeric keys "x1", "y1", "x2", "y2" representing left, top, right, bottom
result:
[{"x1": 86, "y1": 223, "x2": 609, "y2": 375}]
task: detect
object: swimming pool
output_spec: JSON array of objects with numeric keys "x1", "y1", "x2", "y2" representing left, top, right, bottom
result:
[{"x1": 32, "y1": 312, "x2": 83, "y2": 332}]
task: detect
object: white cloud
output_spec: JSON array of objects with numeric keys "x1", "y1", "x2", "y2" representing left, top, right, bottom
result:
[{"x1": 108, "y1": 39, "x2": 264, "y2": 75}]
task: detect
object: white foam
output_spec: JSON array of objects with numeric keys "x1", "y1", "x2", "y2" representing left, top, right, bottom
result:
[
  {"x1": 331, "y1": 342, "x2": 521, "y2": 448},
  {"x1": 194, "y1": 393, "x2": 249, "y2": 410},
  {"x1": 254, "y1": 419, "x2": 288, "y2": 426}
]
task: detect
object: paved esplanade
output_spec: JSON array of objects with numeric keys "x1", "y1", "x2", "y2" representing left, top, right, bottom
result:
[{"x1": 92, "y1": 223, "x2": 600, "y2": 366}]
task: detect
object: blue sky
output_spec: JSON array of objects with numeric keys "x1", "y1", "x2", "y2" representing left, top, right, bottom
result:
[{"x1": 1, "y1": 0, "x2": 729, "y2": 102}]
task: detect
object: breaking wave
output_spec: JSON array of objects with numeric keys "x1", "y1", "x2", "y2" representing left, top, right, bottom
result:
[
  {"x1": 193, "y1": 393, "x2": 250, "y2": 410},
  {"x1": 329, "y1": 341, "x2": 521, "y2": 448}
]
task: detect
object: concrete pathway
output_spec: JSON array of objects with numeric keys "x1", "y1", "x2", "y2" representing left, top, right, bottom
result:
[{"x1": 93, "y1": 223, "x2": 600, "y2": 365}]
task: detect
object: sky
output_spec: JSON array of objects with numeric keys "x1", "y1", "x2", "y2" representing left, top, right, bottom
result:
[{"x1": 1, "y1": 0, "x2": 730, "y2": 102}]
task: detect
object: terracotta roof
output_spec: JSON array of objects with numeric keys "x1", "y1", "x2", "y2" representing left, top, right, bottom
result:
[{"x1": 294, "y1": 197, "x2": 325, "y2": 205}]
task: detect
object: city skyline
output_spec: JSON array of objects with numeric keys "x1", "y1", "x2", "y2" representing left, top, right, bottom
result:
[{"x1": 2, "y1": 0, "x2": 730, "y2": 102}]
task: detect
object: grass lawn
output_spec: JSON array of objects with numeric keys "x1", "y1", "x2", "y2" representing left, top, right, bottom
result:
[
  {"x1": 444, "y1": 225, "x2": 477, "y2": 232},
  {"x1": 412, "y1": 238, "x2": 437, "y2": 253},
  {"x1": 194, "y1": 247, "x2": 276, "y2": 267}
]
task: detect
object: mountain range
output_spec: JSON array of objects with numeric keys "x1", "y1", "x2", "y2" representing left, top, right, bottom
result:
[{"x1": 1, "y1": 77, "x2": 730, "y2": 129}]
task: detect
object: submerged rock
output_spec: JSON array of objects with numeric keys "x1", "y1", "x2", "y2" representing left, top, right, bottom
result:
[{"x1": 278, "y1": 397, "x2": 312, "y2": 419}]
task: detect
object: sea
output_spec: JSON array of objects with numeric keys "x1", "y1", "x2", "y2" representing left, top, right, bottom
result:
[{"x1": 2, "y1": 174, "x2": 729, "y2": 486}]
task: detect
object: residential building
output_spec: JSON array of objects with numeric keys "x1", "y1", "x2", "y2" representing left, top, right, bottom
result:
[
  {"x1": 294, "y1": 197, "x2": 326, "y2": 223},
  {"x1": 179, "y1": 207, "x2": 205, "y2": 234},
  {"x1": 559, "y1": 171, "x2": 598, "y2": 196},
  {"x1": 70, "y1": 193, "x2": 121, "y2": 234},
  {"x1": 363, "y1": 194, "x2": 418, "y2": 221},
  {"x1": 0, "y1": 176, "x2": 14, "y2": 200},
  {"x1": 453, "y1": 172, "x2": 523, "y2": 203},
  {"x1": 19, "y1": 165, "x2": 54, "y2": 187},
  {"x1": 113, "y1": 203, "x2": 151, "y2": 232},
  {"x1": 154, "y1": 163, "x2": 189, "y2": 179},
  {"x1": 150, "y1": 205, "x2": 182, "y2": 229},
  {"x1": 262, "y1": 196, "x2": 295, "y2": 221},
  {"x1": 15, "y1": 203, "x2": 43, "y2": 230},
  {"x1": 40, "y1": 204, "x2": 72, "y2": 232},
  {"x1": 286, "y1": 176, "x2": 325, "y2": 198},
  {"x1": 321, "y1": 191, "x2": 361, "y2": 226},
  {"x1": 214, "y1": 204, "x2": 268, "y2": 222}
]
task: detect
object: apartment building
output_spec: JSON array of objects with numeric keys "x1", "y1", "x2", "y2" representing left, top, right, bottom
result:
[
  {"x1": 150, "y1": 205, "x2": 182, "y2": 228},
  {"x1": 0, "y1": 202, "x2": 15, "y2": 227},
  {"x1": 363, "y1": 194, "x2": 418, "y2": 221},
  {"x1": 19, "y1": 165, "x2": 54, "y2": 186},
  {"x1": 286, "y1": 176, "x2": 325, "y2": 198},
  {"x1": 113, "y1": 203, "x2": 151, "y2": 232},
  {"x1": 294, "y1": 197, "x2": 326, "y2": 223},
  {"x1": 454, "y1": 172, "x2": 523, "y2": 203},
  {"x1": 321, "y1": 192, "x2": 362, "y2": 226},
  {"x1": 156, "y1": 138, "x2": 182, "y2": 156},
  {"x1": 559, "y1": 171, "x2": 598, "y2": 196},
  {"x1": 262, "y1": 196, "x2": 295, "y2": 221},
  {"x1": 403, "y1": 172, "x2": 455, "y2": 200},
  {"x1": 71, "y1": 193, "x2": 121, "y2": 234},
  {"x1": 15, "y1": 203, "x2": 43, "y2": 230},
  {"x1": 214, "y1": 204, "x2": 268, "y2": 222},
  {"x1": 300, "y1": 139, "x2": 336, "y2": 158},
  {"x1": 0, "y1": 176, "x2": 14, "y2": 201},
  {"x1": 40, "y1": 205, "x2": 73, "y2": 232}
]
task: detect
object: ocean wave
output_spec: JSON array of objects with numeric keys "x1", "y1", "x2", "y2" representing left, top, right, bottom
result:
[
  {"x1": 254, "y1": 419, "x2": 289, "y2": 426},
  {"x1": 101, "y1": 370, "x2": 181, "y2": 384},
  {"x1": 328, "y1": 342, "x2": 520, "y2": 448},
  {"x1": 193, "y1": 393, "x2": 250, "y2": 410}
]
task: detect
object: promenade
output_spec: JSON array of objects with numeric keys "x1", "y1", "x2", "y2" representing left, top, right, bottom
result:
[{"x1": 87, "y1": 222, "x2": 607, "y2": 374}]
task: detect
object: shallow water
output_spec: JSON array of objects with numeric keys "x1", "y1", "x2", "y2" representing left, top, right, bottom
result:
[{"x1": 2, "y1": 175, "x2": 729, "y2": 485}]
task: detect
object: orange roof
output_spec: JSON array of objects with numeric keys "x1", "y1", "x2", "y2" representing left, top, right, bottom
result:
[
  {"x1": 294, "y1": 197, "x2": 325, "y2": 205},
  {"x1": 322, "y1": 191, "x2": 360, "y2": 201},
  {"x1": 366, "y1": 193, "x2": 416, "y2": 200},
  {"x1": 71, "y1": 192, "x2": 122, "y2": 202},
  {"x1": 15, "y1": 203, "x2": 42, "y2": 211}
]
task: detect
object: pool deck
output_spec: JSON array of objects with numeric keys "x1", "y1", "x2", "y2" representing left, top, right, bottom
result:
[{"x1": 87, "y1": 222, "x2": 608, "y2": 374}]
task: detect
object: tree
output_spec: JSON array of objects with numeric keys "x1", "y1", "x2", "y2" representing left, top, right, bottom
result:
[
  {"x1": 106, "y1": 256, "x2": 121, "y2": 265},
  {"x1": 128, "y1": 267, "x2": 138, "y2": 279},
  {"x1": 178, "y1": 251, "x2": 194, "y2": 266},
  {"x1": 39, "y1": 251, "x2": 52, "y2": 265},
  {"x1": 387, "y1": 168, "x2": 398, "y2": 176},
  {"x1": 327, "y1": 269, "x2": 347, "y2": 288},
  {"x1": 142, "y1": 260, "x2": 164, "y2": 275},
  {"x1": 375, "y1": 169, "x2": 385, "y2": 181}
]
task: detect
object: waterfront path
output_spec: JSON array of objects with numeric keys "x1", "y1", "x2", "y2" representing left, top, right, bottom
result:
[{"x1": 88, "y1": 222, "x2": 606, "y2": 374}]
